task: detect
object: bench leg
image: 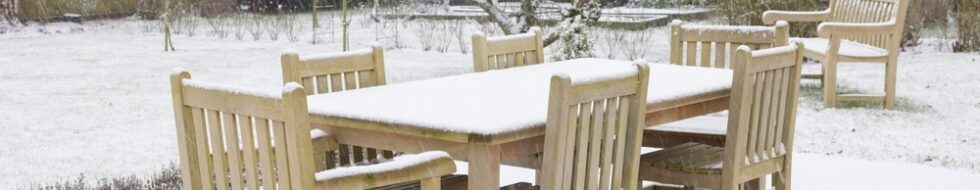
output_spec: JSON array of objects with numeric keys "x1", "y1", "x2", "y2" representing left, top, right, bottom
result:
[
  {"x1": 823, "y1": 57, "x2": 838, "y2": 108},
  {"x1": 884, "y1": 58, "x2": 898, "y2": 110}
]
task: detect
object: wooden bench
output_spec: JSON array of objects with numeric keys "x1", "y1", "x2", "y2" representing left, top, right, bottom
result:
[{"x1": 762, "y1": 0, "x2": 911, "y2": 109}]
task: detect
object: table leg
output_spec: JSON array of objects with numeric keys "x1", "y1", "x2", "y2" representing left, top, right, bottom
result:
[{"x1": 468, "y1": 144, "x2": 501, "y2": 190}]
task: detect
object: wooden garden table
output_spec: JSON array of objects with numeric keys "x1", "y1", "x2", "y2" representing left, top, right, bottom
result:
[{"x1": 306, "y1": 58, "x2": 732, "y2": 190}]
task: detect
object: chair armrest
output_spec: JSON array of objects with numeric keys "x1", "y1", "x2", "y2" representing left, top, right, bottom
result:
[
  {"x1": 315, "y1": 151, "x2": 456, "y2": 189},
  {"x1": 762, "y1": 10, "x2": 832, "y2": 24},
  {"x1": 817, "y1": 21, "x2": 899, "y2": 38}
]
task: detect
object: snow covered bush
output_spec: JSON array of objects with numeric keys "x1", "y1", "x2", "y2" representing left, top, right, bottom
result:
[
  {"x1": 206, "y1": 17, "x2": 229, "y2": 38},
  {"x1": 267, "y1": 13, "x2": 284, "y2": 41},
  {"x1": 249, "y1": 14, "x2": 264, "y2": 40},
  {"x1": 283, "y1": 12, "x2": 302, "y2": 42},
  {"x1": 622, "y1": 29, "x2": 654, "y2": 61},
  {"x1": 597, "y1": 28, "x2": 626, "y2": 59},
  {"x1": 552, "y1": 17, "x2": 595, "y2": 61},
  {"x1": 233, "y1": 14, "x2": 247, "y2": 40}
]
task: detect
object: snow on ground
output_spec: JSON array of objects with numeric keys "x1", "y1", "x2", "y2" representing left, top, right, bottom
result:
[{"x1": 1, "y1": 12, "x2": 979, "y2": 188}]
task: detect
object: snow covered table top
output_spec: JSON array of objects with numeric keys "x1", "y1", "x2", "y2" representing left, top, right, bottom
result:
[{"x1": 307, "y1": 58, "x2": 732, "y2": 142}]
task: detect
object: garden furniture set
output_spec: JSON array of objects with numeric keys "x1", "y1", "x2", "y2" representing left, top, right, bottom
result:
[{"x1": 168, "y1": 0, "x2": 908, "y2": 189}]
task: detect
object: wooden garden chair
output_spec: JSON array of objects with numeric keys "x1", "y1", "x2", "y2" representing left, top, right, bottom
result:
[
  {"x1": 525, "y1": 62, "x2": 651, "y2": 190},
  {"x1": 639, "y1": 42, "x2": 804, "y2": 190},
  {"x1": 281, "y1": 45, "x2": 398, "y2": 168},
  {"x1": 170, "y1": 69, "x2": 456, "y2": 189},
  {"x1": 645, "y1": 19, "x2": 789, "y2": 149},
  {"x1": 762, "y1": 0, "x2": 911, "y2": 109},
  {"x1": 471, "y1": 28, "x2": 545, "y2": 72}
]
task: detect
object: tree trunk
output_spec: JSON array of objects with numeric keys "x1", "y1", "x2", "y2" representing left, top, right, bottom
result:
[{"x1": 954, "y1": 0, "x2": 980, "y2": 52}]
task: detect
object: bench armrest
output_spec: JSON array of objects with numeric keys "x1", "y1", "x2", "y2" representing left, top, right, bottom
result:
[
  {"x1": 817, "y1": 21, "x2": 899, "y2": 38},
  {"x1": 762, "y1": 10, "x2": 832, "y2": 24}
]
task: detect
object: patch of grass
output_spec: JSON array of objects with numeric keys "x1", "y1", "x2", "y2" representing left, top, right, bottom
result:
[
  {"x1": 24, "y1": 163, "x2": 182, "y2": 190},
  {"x1": 799, "y1": 83, "x2": 933, "y2": 112}
]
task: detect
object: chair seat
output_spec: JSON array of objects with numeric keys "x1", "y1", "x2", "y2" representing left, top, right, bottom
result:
[
  {"x1": 641, "y1": 142, "x2": 724, "y2": 174},
  {"x1": 644, "y1": 116, "x2": 728, "y2": 148},
  {"x1": 794, "y1": 38, "x2": 889, "y2": 58},
  {"x1": 315, "y1": 151, "x2": 456, "y2": 189}
]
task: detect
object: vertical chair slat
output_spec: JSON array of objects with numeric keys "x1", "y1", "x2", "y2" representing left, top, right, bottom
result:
[
  {"x1": 715, "y1": 42, "x2": 727, "y2": 68},
  {"x1": 254, "y1": 118, "x2": 275, "y2": 190},
  {"x1": 573, "y1": 102, "x2": 593, "y2": 190},
  {"x1": 610, "y1": 96, "x2": 630, "y2": 190},
  {"x1": 472, "y1": 30, "x2": 544, "y2": 72},
  {"x1": 359, "y1": 71, "x2": 377, "y2": 88},
  {"x1": 700, "y1": 41, "x2": 712, "y2": 68},
  {"x1": 756, "y1": 71, "x2": 774, "y2": 161},
  {"x1": 344, "y1": 72, "x2": 357, "y2": 90},
  {"x1": 207, "y1": 110, "x2": 229, "y2": 190},
  {"x1": 764, "y1": 70, "x2": 783, "y2": 157},
  {"x1": 191, "y1": 108, "x2": 215, "y2": 190},
  {"x1": 272, "y1": 121, "x2": 291, "y2": 190},
  {"x1": 515, "y1": 51, "x2": 526, "y2": 67},
  {"x1": 585, "y1": 100, "x2": 606, "y2": 190},
  {"x1": 302, "y1": 78, "x2": 315, "y2": 95},
  {"x1": 772, "y1": 68, "x2": 790, "y2": 156},
  {"x1": 561, "y1": 104, "x2": 579, "y2": 190},
  {"x1": 352, "y1": 145, "x2": 365, "y2": 164},
  {"x1": 598, "y1": 97, "x2": 618, "y2": 190},
  {"x1": 330, "y1": 74, "x2": 343, "y2": 93},
  {"x1": 338, "y1": 145, "x2": 352, "y2": 166},
  {"x1": 316, "y1": 76, "x2": 329, "y2": 94},
  {"x1": 238, "y1": 116, "x2": 260, "y2": 190},
  {"x1": 747, "y1": 72, "x2": 765, "y2": 164},
  {"x1": 686, "y1": 42, "x2": 697, "y2": 66},
  {"x1": 223, "y1": 113, "x2": 245, "y2": 190}
]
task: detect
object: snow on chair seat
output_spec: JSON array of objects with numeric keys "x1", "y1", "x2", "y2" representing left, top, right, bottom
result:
[
  {"x1": 315, "y1": 151, "x2": 456, "y2": 189},
  {"x1": 794, "y1": 38, "x2": 889, "y2": 58},
  {"x1": 472, "y1": 28, "x2": 545, "y2": 72}
]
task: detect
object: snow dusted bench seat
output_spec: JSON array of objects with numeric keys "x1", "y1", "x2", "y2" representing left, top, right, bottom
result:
[
  {"x1": 763, "y1": 0, "x2": 910, "y2": 109},
  {"x1": 170, "y1": 69, "x2": 456, "y2": 190}
]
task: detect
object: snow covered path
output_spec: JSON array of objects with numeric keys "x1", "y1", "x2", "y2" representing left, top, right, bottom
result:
[{"x1": 2, "y1": 17, "x2": 979, "y2": 188}]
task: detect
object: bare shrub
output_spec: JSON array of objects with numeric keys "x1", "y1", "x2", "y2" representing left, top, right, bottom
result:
[
  {"x1": 478, "y1": 22, "x2": 502, "y2": 36},
  {"x1": 249, "y1": 14, "x2": 264, "y2": 40},
  {"x1": 207, "y1": 16, "x2": 229, "y2": 38},
  {"x1": 283, "y1": 12, "x2": 302, "y2": 42},
  {"x1": 434, "y1": 22, "x2": 452, "y2": 53},
  {"x1": 267, "y1": 13, "x2": 284, "y2": 41},
  {"x1": 233, "y1": 14, "x2": 248, "y2": 40},
  {"x1": 27, "y1": 163, "x2": 181, "y2": 190},
  {"x1": 598, "y1": 28, "x2": 626, "y2": 59},
  {"x1": 954, "y1": 0, "x2": 980, "y2": 52},
  {"x1": 414, "y1": 20, "x2": 437, "y2": 51},
  {"x1": 449, "y1": 20, "x2": 469, "y2": 53},
  {"x1": 622, "y1": 29, "x2": 653, "y2": 61}
]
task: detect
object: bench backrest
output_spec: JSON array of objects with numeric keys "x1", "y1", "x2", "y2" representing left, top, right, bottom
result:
[
  {"x1": 670, "y1": 20, "x2": 790, "y2": 69},
  {"x1": 281, "y1": 46, "x2": 397, "y2": 169},
  {"x1": 722, "y1": 42, "x2": 803, "y2": 186},
  {"x1": 171, "y1": 70, "x2": 315, "y2": 190},
  {"x1": 540, "y1": 64, "x2": 650, "y2": 190},
  {"x1": 472, "y1": 29, "x2": 545, "y2": 72},
  {"x1": 828, "y1": 0, "x2": 910, "y2": 49}
]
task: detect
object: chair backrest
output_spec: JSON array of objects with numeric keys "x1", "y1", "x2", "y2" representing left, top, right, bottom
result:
[
  {"x1": 471, "y1": 29, "x2": 545, "y2": 72},
  {"x1": 540, "y1": 64, "x2": 651, "y2": 190},
  {"x1": 281, "y1": 45, "x2": 386, "y2": 95},
  {"x1": 670, "y1": 20, "x2": 790, "y2": 69},
  {"x1": 281, "y1": 46, "x2": 397, "y2": 169},
  {"x1": 721, "y1": 42, "x2": 803, "y2": 187},
  {"x1": 170, "y1": 69, "x2": 316, "y2": 190},
  {"x1": 827, "y1": 0, "x2": 910, "y2": 49}
]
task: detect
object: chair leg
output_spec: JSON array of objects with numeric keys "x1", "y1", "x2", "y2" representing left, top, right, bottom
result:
[
  {"x1": 823, "y1": 58, "x2": 838, "y2": 108},
  {"x1": 744, "y1": 177, "x2": 765, "y2": 190},
  {"x1": 774, "y1": 170, "x2": 791, "y2": 190},
  {"x1": 421, "y1": 176, "x2": 441, "y2": 190},
  {"x1": 884, "y1": 59, "x2": 898, "y2": 110}
]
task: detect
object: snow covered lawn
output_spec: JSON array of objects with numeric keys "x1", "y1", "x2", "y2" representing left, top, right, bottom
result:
[{"x1": 1, "y1": 15, "x2": 979, "y2": 188}]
